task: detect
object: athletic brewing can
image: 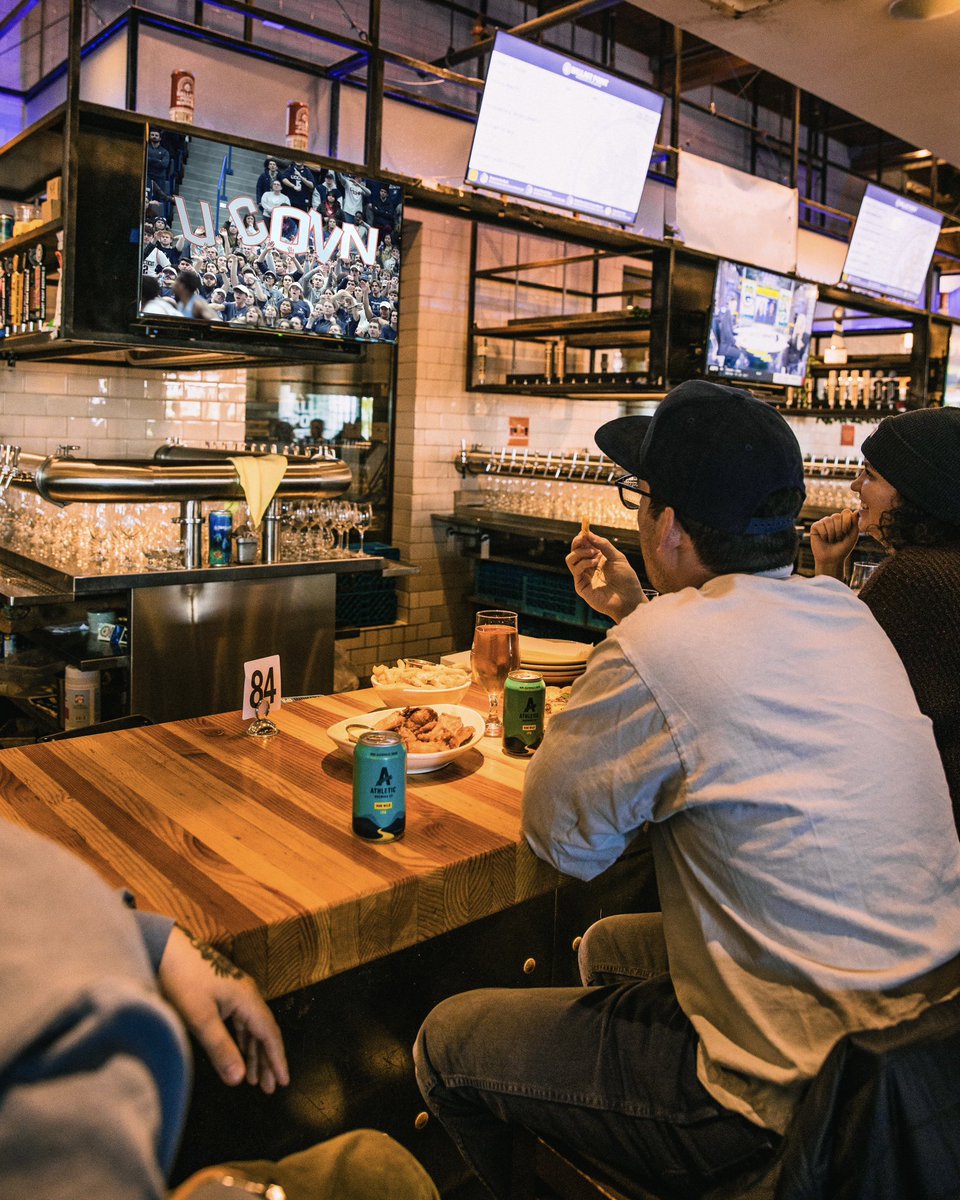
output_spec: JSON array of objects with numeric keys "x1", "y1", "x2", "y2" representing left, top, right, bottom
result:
[
  {"x1": 208, "y1": 510, "x2": 232, "y2": 566},
  {"x1": 503, "y1": 669, "x2": 545, "y2": 757},
  {"x1": 353, "y1": 731, "x2": 406, "y2": 841}
]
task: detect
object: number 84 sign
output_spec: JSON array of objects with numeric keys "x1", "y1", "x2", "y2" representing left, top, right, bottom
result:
[{"x1": 242, "y1": 654, "x2": 282, "y2": 720}]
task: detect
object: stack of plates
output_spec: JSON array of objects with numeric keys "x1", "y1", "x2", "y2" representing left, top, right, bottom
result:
[
  {"x1": 518, "y1": 636, "x2": 592, "y2": 686},
  {"x1": 441, "y1": 637, "x2": 593, "y2": 686}
]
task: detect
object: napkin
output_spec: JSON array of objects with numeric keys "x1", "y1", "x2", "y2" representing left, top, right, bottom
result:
[{"x1": 229, "y1": 454, "x2": 288, "y2": 528}]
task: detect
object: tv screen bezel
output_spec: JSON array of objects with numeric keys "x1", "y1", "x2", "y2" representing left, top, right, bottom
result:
[
  {"x1": 463, "y1": 30, "x2": 665, "y2": 226},
  {"x1": 137, "y1": 125, "x2": 403, "y2": 352},
  {"x1": 840, "y1": 182, "x2": 944, "y2": 306},
  {"x1": 704, "y1": 258, "x2": 819, "y2": 389}
]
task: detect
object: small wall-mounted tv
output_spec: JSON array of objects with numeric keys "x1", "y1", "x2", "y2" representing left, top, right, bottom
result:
[
  {"x1": 139, "y1": 127, "x2": 402, "y2": 347},
  {"x1": 841, "y1": 183, "x2": 943, "y2": 306},
  {"x1": 705, "y1": 259, "x2": 818, "y2": 388},
  {"x1": 465, "y1": 32, "x2": 664, "y2": 225}
]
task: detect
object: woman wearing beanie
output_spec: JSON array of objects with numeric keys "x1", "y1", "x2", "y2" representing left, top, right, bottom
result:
[{"x1": 812, "y1": 407, "x2": 960, "y2": 833}]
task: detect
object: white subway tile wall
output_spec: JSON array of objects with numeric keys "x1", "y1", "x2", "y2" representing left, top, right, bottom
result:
[{"x1": 0, "y1": 363, "x2": 247, "y2": 458}]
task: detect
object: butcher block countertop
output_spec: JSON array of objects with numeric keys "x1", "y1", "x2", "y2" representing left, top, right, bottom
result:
[{"x1": 0, "y1": 687, "x2": 562, "y2": 998}]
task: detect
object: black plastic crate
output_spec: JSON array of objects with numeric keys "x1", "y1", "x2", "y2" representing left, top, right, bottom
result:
[
  {"x1": 522, "y1": 570, "x2": 585, "y2": 622},
  {"x1": 475, "y1": 560, "x2": 525, "y2": 604},
  {"x1": 336, "y1": 544, "x2": 399, "y2": 628},
  {"x1": 336, "y1": 586, "x2": 398, "y2": 628}
]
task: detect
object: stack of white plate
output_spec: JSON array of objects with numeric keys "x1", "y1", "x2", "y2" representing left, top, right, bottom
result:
[
  {"x1": 441, "y1": 637, "x2": 593, "y2": 685},
  {"x1": 518, "y1": 636, "x2": 592, "y2": 686}
]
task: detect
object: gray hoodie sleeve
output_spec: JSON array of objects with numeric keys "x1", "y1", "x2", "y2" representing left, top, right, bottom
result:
[
  {"x1": 1, "y1": 821, "x2": 190, "y2": 1199},
  {"x1": 122, "y1": 890, "x2": 176, "y2": 973}
]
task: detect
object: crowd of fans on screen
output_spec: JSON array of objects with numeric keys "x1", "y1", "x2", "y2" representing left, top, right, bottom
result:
[{"x1": 141, "y1": 147, "x2": 400, "y2": 342}]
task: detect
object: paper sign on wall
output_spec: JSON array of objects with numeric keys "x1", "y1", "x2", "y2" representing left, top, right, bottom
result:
[
  {"x1": 508, "y1": 416, "x2": 529, "y2": 446},
  {"x1": 242, "y1": 654, "x2": 282, "y2": 719}
]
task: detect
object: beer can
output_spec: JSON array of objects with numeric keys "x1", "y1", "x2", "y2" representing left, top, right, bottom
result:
[
  {"x1": 285, "y1": 101, "x2": 310, "y2": 152},
  {"x1": 353, "y1": 731, "x2": 406, "y2": 841},
  {"x1": 503, "y1": 669, "x2": 545, "y2": 757},
  {"x1": 208, "y1": 510, "x2": 232, "y2": 566},
  {"x1": 0, "y1": 214, "x2": 13, "y2": 243},
  {"x1": 170, "y1": 70, "x2": 196, "y2": 123}
]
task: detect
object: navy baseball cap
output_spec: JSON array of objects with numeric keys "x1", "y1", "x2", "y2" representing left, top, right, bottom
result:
[{"x1": 595, "y1": 380, "x2": 805, "y2": 535}]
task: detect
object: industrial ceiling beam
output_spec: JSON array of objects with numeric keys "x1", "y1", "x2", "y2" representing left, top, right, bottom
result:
[
  {"x1": 671, "y1": 47, "x2": 754, "y2": 92},
  {"x1": 437, "y1": 0, "x2": 625, "y2": 69}
]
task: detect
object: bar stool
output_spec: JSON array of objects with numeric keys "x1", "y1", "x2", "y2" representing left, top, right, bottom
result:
[{"x1": 513, "y1": 986, "x2": 960, "y2": 1200}]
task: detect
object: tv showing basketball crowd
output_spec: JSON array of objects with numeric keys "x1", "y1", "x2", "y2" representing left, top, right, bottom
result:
[
  {"x1": 705, "y1": 259, "x2": 818, "y2": 388},
  {"x1": 139, "y1": 129, "x2": 402, "y2": 346}
]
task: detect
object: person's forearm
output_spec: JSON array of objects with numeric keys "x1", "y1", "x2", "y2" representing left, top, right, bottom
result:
[{"x1": 812, "y1": 554, "x2": 846, "y2": 580}]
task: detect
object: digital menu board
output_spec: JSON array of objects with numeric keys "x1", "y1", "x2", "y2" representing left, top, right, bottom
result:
[
  {"x1": 465, "y1": 32, "x2": 664, "y2": 224},
  {"x1": 706, "y1": 259, "x2": 819, "y2": 388},
  {"x1": 841, "y1": 183, "x2": 943, "y2": 305}
]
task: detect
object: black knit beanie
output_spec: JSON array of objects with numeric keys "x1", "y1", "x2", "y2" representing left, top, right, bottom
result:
[{"x1": 861, "y1": 408, "x2": 960, "y2": 525}]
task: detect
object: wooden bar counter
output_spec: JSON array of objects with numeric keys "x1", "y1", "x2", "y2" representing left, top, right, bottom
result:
[
  {"x1": 0, "y1": 684, "x2": 656, "y2": 1183},
  {"x1": 0, "y1": 685, "x2": 566, "y2": 999}
]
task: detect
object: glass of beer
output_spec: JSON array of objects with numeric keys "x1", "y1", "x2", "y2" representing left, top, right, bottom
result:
[{"x1": 472, "y1": 610, "x2": 521, "y2": 737}]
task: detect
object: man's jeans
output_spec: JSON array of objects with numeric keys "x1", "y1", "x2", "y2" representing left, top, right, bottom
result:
[{"x1": 414, "y1": 916, "x2": 780, "y2": 1200}]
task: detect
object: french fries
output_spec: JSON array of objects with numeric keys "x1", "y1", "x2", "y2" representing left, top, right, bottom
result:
[
  {"x1": 372, "y1": 659, "x2": 470, "y2": 688},
  {"x1": 580, "y1": 516, "x2": 605, "y2": 589}
]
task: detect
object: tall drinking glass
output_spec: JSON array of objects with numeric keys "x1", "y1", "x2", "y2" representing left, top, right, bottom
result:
[{"x1": 472, "y1": 610, "x2": 520, "y2": 737}]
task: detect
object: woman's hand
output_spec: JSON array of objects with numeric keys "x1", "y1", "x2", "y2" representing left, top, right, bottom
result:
[
  {"x1": 566, "y1": 531, "x2": 645, "y2": 622},
  {"x1": 810, "y1": 509, "x2": 859, "y2": 579}
]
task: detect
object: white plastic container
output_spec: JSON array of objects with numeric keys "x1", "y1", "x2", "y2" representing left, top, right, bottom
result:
[{"x1": 64, "y1": 666, "x2": 101, "y2": 731}]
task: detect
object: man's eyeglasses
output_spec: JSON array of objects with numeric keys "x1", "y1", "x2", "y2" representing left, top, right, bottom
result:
[{"x1": 614, "y1": 474, "x2": 654, "y2": 511}]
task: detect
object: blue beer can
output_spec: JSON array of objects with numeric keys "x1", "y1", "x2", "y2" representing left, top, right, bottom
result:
[
  {"x1": 208, "y1": 510, "x2": 232, "y2": 566},
  {"x1": 352, "y1": 731, "x2": 406, "y2": 841}
]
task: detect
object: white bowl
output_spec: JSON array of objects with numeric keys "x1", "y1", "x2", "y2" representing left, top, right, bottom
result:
[
  {"x1": 327, "y1": 704, "x2": 486, "y2": 775},
  {"x1": 370, "y1": 679, "x2": 472, "y2": 709}
]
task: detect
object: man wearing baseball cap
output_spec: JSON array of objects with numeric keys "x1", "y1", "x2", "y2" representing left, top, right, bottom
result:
[{"x1": 415, "y1": 381, "x2": 960, "y2": 1199}]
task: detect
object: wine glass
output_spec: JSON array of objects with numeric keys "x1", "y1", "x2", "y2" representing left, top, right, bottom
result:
[
  {"x1": 471, "y1": 610, "x2": 520, "y2": 738},
  {"x1": 334, "y1": 500, "x2": 355, "y2": 556},
  {"x1": 848, "y1": 561, "x2": 878, "y2": 592},
  {"x1": 353, "y1": 502, "x2": 373, "y2": 555}
]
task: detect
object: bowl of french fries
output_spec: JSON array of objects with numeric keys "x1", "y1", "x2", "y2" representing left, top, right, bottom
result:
[{"x1": 371, "y1": 658, "x2": 472, "y2": 708}]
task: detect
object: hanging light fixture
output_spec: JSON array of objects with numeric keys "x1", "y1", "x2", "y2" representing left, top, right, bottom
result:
[{"x1": 889, "y1": 0, "x2": 960, "y2": 18}]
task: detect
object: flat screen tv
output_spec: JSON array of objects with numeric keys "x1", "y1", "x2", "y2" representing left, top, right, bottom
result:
[
  {"x1": 138, "y1": 127, "x2": 402, "y2": 346},
  {"x1": 465, "y1": 31, "x2": 664, "y2": 224},
  {"x1": 841, "y1": 183, "x2": 943, "y2": 305},
  {"x1": 706, "y1": 260, "x2": 819, "y2": 387},
  {"x1": 945, "y1": 324, "x2": 960, "y2": 408}
]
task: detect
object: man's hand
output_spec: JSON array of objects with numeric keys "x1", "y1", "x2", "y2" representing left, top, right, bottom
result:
[
  {"x1": 810, "y1": 509, "x2": 859, "y2": 579},
  {"x1": 158, "y1": 924, "x2": 289, "y2": 1094},
  {"x1": 566, "y1": 531, "x2": 645, "y2": 622}
]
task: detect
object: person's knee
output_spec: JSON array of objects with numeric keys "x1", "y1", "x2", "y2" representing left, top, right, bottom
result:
[
  {"x1": 414, "y1": 990, "x2": 480, "y2": 1094},
  {"x1": 578, "y1": 917, "x2": 619, "y2": 985},
  {"x1": 578, "y1": 913, "x2": 668, "y2": 985}
]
